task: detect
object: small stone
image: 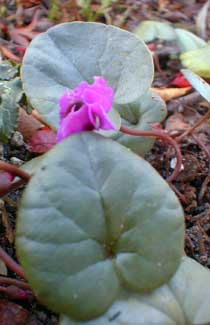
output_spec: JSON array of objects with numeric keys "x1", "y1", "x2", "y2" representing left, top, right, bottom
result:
[
  {"x1": 0, "y1": 199, "x2": 4, "y2": 208},
  {"x1": 170, "y1": 157, "x2": 184, "y2": 171},
  {"x1": 10, "y1": 157, "x2": 24, "y2": 166},
  {"x1": 0, "y1": 144, "x2": 4, "y2": 158},
  {"x1": 11, "y1": 132, "x2": 24, "y2": 147}
]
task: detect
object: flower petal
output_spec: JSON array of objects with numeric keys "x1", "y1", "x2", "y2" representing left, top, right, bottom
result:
[
  {"x1": 59, "y1": 91, "x2": 72, "y2": 120},
  {"x1": 57, "y1": 105, "x2": 93, "y2": 142},
  {"x1": 88, "y1": 104, "x2": 115, "y2": 130},
  {"x1": 57, "y1": 76, "x2": 115, "y2": 141}
]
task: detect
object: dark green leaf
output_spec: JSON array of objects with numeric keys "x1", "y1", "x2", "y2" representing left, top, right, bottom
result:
[
  {"x1": 113, "y1": 91, "x2": 167, "y2": 155},
  {"x1": 16, "y1": 133, "x2": 184, "y2": 320},
  {"x1": 60, "y1": 257, "x2": 210, "y2": 324},
  {"x1": 21, "y1": 22, "x2": 153, "y2": 129}
]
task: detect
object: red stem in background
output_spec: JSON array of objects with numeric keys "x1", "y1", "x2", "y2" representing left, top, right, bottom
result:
[
  {"x1": 0, "y1": 246, "x2": 26, "y2": 280},
  {"x1": 120, "y1": 126, "x2": 182, "y2": 183},
  {"x1": 0, "y1": 276, "x2": 30, "y2": 290},
  {"x1": 0, "y1": 45, "x2": 22, "y2": 63},
  {"x1": 192, "y1": 134, "x2": 210, "y2": 162},
  {"x1": 0, "y1": 285, "x2": 32, "y2": 300}
]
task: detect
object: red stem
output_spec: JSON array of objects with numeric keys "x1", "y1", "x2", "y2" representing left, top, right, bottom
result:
[
  {"x1": 192, "y1": 134, "x2": 210, "y2": 162},
  {"x1": 0, "y1": 161, "x2": 30, "y2": 181},
  {"x1": 120, "y1": 126, "x2": 182, "y2": 183},
  {"x1": 0, "y1": 45, "x2": 22, "y2": 63},
  {"x1": 0, "y1": 276, "x2": 30, "y2": 290},
  {"x1": 0, "y1": 246, "x2": 26, "y2": 280}
]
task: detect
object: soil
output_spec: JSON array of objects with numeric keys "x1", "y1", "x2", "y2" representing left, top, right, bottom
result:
[{"x1": 0, "y1": 0, "x2": 209, "y2": 324}]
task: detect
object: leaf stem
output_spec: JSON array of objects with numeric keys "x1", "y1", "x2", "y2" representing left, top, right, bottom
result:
[
  {"x1": 0, "y1": 161, "x2": 30, "y2": 182},
  {"x1": 0, "y1": 246, "x2": 26, "y2": 280},
  {"x1": 120, "y1": 126, "x2": 182, "y2": 183}
]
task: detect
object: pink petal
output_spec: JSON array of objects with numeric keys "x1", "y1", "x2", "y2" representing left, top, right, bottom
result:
[
  {"x1": 57, "y1": 105, "x2": 93, "y2": 142},
  {"x1": 88, "y1": 104, "x2": 115, "y2": 130}
]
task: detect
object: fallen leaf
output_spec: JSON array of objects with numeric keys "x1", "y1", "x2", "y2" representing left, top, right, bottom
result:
[
  {"x1": 165, "y1": 112, "x2": 189, "y2": 134},
  {"x1": 16, "y1": 0, "x2": 42, "y2": 8},
  {"x1": 150, "y1": 86, "x2": 191, "y2": 101},
  {"x1": 196, "y1": 0, "x2": 210, "y2": 39},
  {"x1": 28, "y1": 129, "x2": 57, "y2": 153},
  {"x1": 8, "y1": 10, "x2": 40, "y2": 50},
  {"x1": 158, "y1": 0, "x2": 170, "y2": 11},
  {"x1": 170, "y1": 72, "x2": 191, "y2": 88},
  {"x1": 0, "y1": 300, "x2": 29, "y2": 325},
  {"x1": 17, "y1": 108, "x2": 42, "y2": 141}
]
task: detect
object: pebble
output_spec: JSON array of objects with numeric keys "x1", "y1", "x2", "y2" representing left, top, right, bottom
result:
[
  {"x1": 0, "y1": 199, "x2": 4, "y2": 208},
  {"x1": 0, "y1": 144, "x2": 3, "y2": 158},
  {"x1": 10, "y1": 157, "x2": 24, "y2": 166},
  {"x1": 11, "y1": 132, "x2": 24, "y2": 147}
]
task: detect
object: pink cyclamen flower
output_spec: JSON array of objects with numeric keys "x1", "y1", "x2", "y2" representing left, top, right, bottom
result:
[{"x1": 57, "y1": 76, "x2": 115, "y2": 142}]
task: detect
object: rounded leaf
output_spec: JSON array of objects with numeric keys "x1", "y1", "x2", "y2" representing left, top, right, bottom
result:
[
  {"x1": 21, "y1": 22, "x2": 153, "y2": 129},
  {"x1": 134, "y1": 21, "x2": 176, "y2": 42},
  {"x1": 60, "y1": 257, "x2": 210, "y2": 324},
  {"x1": 16, "y1": 133, "x2": 184, "y2": 320},
  {"x1": 175, "y1": 28, "x2": 206, "y2": 53},
  {"x1": 180, "y1": 45, "x2": 210, "y2": 77},
  {"x1": 113, "y1": 91, "x2": 167, "y2": 155}
]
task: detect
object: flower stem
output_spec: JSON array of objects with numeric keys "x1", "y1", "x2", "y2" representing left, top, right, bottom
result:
[
  {"x1": 120, "y1": 126, "x2": 182, "y2": 183},
  {"x1": 0, "y1": 161, "x2": 31, "y2": 182},
  {"x1": 0, "y1": 246, "x2": 26, "y2": 280}
]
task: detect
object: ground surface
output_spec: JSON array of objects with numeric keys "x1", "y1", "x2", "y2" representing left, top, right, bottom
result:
[{"x1": 0, "y1": 0, "x2": 210, "y2": 324}]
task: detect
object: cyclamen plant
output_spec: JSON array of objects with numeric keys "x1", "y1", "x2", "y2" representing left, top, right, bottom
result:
[{"x1": 1, "y1": 22, "x2": 210, "y2": 324}]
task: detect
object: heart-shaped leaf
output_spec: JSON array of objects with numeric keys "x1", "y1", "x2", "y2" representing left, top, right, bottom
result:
[
  {"x1": 113, "y1": 91, "x2": 167, "y2": 155},
  {"x1": 20, "y1": 155, "x2": 46, "y2": 175},
  {"x1": 181, "y1": 69, "x2": 210, "y2": 102},
  {"x1": 175, "y1": 28, "x2": 206, "y2": 53},
  {"x1": 16, "y1": 133, "x2": 184, "y2": 320},
  {"x1": 21, "y1": 22, "x2": 153, "y2": 129},
  {"x1": 134, "y1": 21, "x2": 176, "y2": 42},
  {"x1": 181, "y1": 45, "x2": 210, "y2": 77},
  {"x1": 60, "y1": 256, "x2": 210, "y2": 324}
]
